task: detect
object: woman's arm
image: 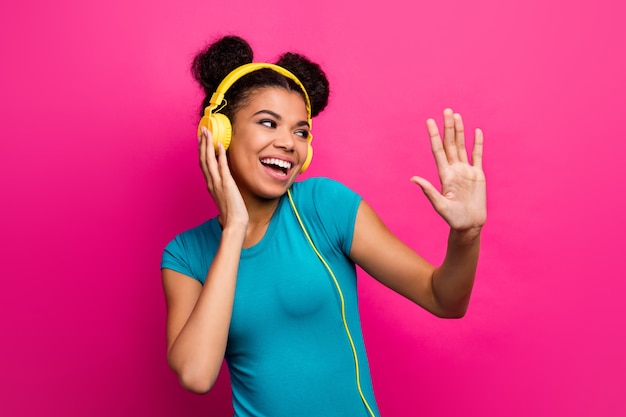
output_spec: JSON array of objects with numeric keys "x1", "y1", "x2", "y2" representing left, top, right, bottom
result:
[
  {"x1": 162, "y1": 128, "x2": 249, "y2": 393},
  {"x1": 350, "y1": 204, "x2": 479, "y2": 317},
  {"x1": 350, "y1": 109, "x2": 486, "y2": 318},
  {"x1": 163, "y1": 224, "x2": 245, "y2": 393}
]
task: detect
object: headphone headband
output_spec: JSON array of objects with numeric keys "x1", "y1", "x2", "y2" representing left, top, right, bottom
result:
[{"x1": 208, "y1": 63, "x2": 312, "y2": 126}]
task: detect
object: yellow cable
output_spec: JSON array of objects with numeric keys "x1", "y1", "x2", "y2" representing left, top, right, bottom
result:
[{"x1": 287, "y1": 189, "x2": 377, "y2": 417}]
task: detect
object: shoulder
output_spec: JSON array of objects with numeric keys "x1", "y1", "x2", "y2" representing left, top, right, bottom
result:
[
  {"x1": 161, "y1": 219, "x2": 221, "y2": 281},
  {"x1": 288, "y1": 178, "x2": 362, "y2": 244},
  {"x1": 165, "y1": 219, "x2": 217, "y2": 251},
  {"x1": 291, "y1": 177, "x2": 361, "y2": 202}
]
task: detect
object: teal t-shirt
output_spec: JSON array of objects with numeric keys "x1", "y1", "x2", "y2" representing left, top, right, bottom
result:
[{"x1": 162, "y1": 177, "x2": 379, "y2": 417}]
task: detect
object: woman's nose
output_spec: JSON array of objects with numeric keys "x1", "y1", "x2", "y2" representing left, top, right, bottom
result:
[{"x1": 273, "y1": 128, "x2": 295, "y2": 151}]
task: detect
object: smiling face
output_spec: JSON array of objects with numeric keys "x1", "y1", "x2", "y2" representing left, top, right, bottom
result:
[{"x1": 226, "y1": 86, "x2": 311, "y2": 203}]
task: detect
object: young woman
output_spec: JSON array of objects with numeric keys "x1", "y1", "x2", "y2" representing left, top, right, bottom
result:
[{"x1": 161, "y1": 35, "x2": 486, "y2": 417}]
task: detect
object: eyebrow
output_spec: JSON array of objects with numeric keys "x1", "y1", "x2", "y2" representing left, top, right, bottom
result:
[{"x1": 253, "y1": 110, "x2": 310, "y2": 128}]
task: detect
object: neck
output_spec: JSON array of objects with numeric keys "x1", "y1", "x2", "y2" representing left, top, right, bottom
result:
[
  {"x1": 229, "y1": 194, "x2": 282, "y2": 248},
  {"x1": 246, "y1": 197, "x2": 281, "y2": 229}
]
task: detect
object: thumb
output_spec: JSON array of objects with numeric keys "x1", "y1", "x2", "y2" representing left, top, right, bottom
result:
[{"x1": 410, "y1": 176, "x2": 443, "y2": 209}]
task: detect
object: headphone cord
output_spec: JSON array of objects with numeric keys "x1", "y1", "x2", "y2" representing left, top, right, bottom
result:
[{"x1": 287, "y1": 189, "x2": 377, "y2": 417}]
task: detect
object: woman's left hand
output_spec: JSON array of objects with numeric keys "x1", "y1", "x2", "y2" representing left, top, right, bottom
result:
[{"x1": 411, "y1": 108, "x2": 486, "y2": 235}]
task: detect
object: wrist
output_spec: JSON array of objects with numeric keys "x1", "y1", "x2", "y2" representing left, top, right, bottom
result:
[
  {"x1": 220, "y1": 220, "x2": 248, "y2": 240},
  {"x1": 450, "y1": 226, "x2": 482, "y2": 246}
]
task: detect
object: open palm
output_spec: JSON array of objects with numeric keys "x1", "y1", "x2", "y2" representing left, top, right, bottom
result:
[{"x1": 411, "y1": 109, "x2": 486, "y2": 232}]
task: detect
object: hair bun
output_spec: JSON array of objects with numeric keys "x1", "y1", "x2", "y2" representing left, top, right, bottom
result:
[
  {"x1": 276, "y1": 52, "x2": 330, "y2": 117},
  {"x1": 191, "y1": 35, "x2": 254, "y2": 94}
]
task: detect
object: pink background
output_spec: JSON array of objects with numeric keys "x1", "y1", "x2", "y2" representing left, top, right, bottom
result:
[{"x1": 1, "y1": 0, "x2": 624, "y2": 416}]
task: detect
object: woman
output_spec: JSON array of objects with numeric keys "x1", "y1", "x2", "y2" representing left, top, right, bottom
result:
[{"x1": 161, "y1": 35, "x2": 486, "y2": 417}]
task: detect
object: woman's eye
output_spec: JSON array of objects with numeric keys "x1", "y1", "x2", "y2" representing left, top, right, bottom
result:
[
  {"x1": 260, "y1": 120, "x2": 276, "y2": 128},
  {"x1": 295, "y1": 130, "x2": 309, "y2": 139}
]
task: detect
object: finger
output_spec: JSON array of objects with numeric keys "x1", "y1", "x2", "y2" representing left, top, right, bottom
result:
[
  {"x1": 215, "y1": 141, "x2": 231, "y2": 182},
  {"x1": 198, "y1": 127, "x2": 210, "y2": 180},
  {"x1": 426, "y1": 118, "x2": 449, "y2": 173},
  {"x1": 472, "y1": 128, "x2": 484, "y2": 169},
  {"x1": 410, "y1": 176, "x2": 445, "y2": 213},
  {"x1": 205, "y1": 129, "x2": 221, "y2": 187},
  {"x1": 454, "y1": 113, "x2": 468, "y2": 164},
  {"x1": 442, "y1": 108, "x2": 459, "y2": 164}
]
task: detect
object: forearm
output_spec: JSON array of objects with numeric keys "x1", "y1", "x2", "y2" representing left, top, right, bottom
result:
[
  {"x1": 431, "y1": 227, "x2": 482, "y2": 318},
  {"x1": 167, "y1": 226, "x2": 245, "y2": 393}
]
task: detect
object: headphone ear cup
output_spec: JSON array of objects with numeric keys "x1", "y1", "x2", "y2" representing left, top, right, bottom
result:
[
  {"x1": 209, "y1": 113, "x2": 232, "y2": 152},
  {"x1": 300, "y1": 134, "x2": 313, "y2": 173},
  {"x1": 197, "y1": 113, "x2": 232, "y2": 152}
]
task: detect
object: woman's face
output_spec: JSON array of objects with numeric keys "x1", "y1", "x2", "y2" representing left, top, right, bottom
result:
[{"x1": 227, "y1": 87, "x2": 310, "y2": 202}]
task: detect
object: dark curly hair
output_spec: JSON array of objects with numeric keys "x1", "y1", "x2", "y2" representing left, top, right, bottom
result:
[{"x1": 191, "y1": 35, "x2": 330, "y2": 122}]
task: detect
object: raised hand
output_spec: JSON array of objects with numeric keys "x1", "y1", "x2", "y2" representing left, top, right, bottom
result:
[
  {"x1": 410, "y1": 109, "x2": 486, "y2": 234},
  {"x1": 198, "y1": 127, "x2": 249, "y2": 230}
]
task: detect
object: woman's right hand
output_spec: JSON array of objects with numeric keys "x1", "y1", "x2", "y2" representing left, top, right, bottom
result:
[{"x1": 198, "y1": 126, "x2": 249, "y2": 230}]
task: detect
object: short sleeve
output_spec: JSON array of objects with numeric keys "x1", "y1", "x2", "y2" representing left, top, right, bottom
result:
[
  {"x1": 160, "y1": 220, "x2": 219, "y2": 284},
  {"x1": 161, "y1": 235, "x2": 194, "y2": 277}
]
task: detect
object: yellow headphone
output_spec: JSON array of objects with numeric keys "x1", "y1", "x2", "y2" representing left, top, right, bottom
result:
[{"x1": 197, "y1": 63, "x2": 314, "y2": 173}]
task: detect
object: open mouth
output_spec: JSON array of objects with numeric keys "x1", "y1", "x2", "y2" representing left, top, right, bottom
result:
[{"x1": 260, "y1": 157, "x2": 292, "y2": 176}]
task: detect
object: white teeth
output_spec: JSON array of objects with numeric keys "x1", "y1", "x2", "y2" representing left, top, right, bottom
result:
[{"x1": 261, "y1": 158, "x2": 292, "y2": 169}]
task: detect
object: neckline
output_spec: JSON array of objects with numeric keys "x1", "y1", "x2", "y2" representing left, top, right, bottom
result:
[{"x1": 211, "y1": 194, "x2": 286, "y2": 259}]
